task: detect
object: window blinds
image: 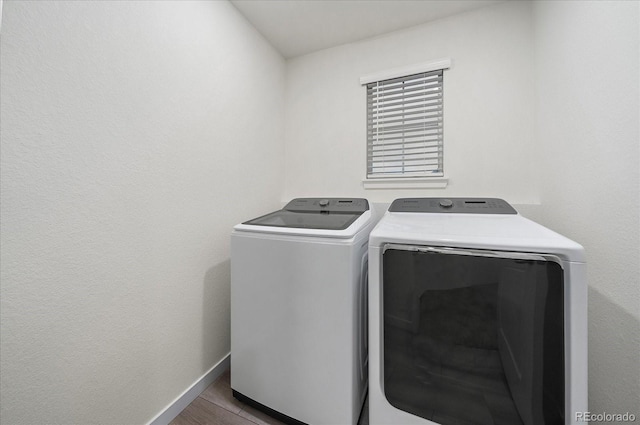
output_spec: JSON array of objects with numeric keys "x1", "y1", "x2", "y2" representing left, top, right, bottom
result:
[{"x1": 366, "y1": 70, "x2": 443, "y2": 178}]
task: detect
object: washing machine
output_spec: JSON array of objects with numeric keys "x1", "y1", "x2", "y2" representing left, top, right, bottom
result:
[
  {"x1": 368, "y1": 198, "x2": 587, "y2": 425},
  {"x1": 231, "y1": 198, "x2": 375, "y2": 425}
]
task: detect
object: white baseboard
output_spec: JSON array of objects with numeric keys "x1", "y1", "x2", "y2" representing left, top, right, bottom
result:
[{"x1": 147, "y1": 353, "x2": 231, "y2": 425}]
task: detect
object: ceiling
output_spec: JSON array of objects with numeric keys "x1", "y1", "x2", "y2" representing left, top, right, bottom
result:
[{"x1": 230, "y1": 0, "x2": 504, "y2": 58}]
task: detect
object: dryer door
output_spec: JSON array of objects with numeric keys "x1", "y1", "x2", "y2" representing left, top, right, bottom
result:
[{"x1": 381, "y1": 244, "x2": 565, "y2": 425}]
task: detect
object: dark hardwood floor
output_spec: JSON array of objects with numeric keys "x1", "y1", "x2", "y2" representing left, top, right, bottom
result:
[{"x1": 169, "y1": 369, "x2": 369, "y2": 425}]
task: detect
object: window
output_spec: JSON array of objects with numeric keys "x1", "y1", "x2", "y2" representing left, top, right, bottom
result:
[{"x1": 362, "y1": 60, "x2": 449, "y2": 184}]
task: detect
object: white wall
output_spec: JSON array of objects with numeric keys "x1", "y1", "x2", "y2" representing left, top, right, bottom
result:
[
  {"x1": 534, "y1": 0, "x2": 640, "y2": 416},
  {"x1": 0, "y1": 1, "x2": 285, "y2": 423},
  {"x1": 284, "y1": 1, "x2": 536, "y2": 205}
]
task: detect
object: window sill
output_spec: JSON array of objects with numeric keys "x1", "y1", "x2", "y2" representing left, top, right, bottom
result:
[{"x1": 362, "y1": 177, "x2": 448, "y2": 190}]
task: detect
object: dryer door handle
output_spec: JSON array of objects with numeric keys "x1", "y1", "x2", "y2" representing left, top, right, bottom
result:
[{"x1": 382, "y1": 243, "x2": 563, "y2": 267}]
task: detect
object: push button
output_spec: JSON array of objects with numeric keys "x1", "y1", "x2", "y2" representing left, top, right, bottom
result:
[{"x1": 439, "y1": 199, "x2": 453, "y2": 208}]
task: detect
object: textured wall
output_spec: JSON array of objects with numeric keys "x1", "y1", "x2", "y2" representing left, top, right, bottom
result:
[
  {"x1": 284, "y1": 1, "x2": 536, "y2": 204},
  {"x1": 0, "y1": 1, "x2": 284, "y2": 423},
  {"x1": 534, "y1": 0, "x2": 640, "y2": 417}
]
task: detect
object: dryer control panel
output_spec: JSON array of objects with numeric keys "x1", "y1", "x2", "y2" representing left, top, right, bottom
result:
[{"x1": 389, "y1": 197, "x2": 517, "y2": 214}]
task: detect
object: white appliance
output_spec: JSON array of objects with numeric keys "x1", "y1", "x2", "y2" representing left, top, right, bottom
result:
[
  {"x1": 368, "y1": 198, "x2": 587, "y2": 425},
  {"x1": 231, "y1": 198, "x2": 375, "y2": 425}
]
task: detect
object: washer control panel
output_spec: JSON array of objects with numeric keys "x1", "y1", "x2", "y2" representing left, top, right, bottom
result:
[
  {"x1": 284, "y1": 198, "x2": 369, "y2": 214},
  {"x1": 389, "y1": 198, "x2": 517, "y2": 214}
]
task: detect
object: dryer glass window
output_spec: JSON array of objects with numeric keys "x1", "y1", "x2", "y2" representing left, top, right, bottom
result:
[{"x1": 382, "y1": 247, "x2": 565, "y2": 425}]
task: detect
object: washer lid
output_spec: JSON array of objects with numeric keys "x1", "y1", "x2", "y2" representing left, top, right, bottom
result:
[{"x1": 242, "y1": 198, "x2": 369, "y2": 231}]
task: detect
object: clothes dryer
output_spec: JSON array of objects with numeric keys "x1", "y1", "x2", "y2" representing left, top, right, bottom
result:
[
  {"x1": 231, "y1": 198, "x2": 375, "y2": 425},
  {"x1": 368, "y1": 198, "x2": 587, "y2": 425}
]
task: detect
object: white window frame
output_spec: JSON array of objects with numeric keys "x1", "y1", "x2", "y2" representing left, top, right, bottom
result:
[{"x1": 361, "y1": 59, "x2": 450, "y2": 189}]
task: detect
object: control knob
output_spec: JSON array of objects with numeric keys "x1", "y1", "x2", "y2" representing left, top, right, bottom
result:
[{"x1": 439, "y1": 199, "x2": 454, "y2": 208}]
